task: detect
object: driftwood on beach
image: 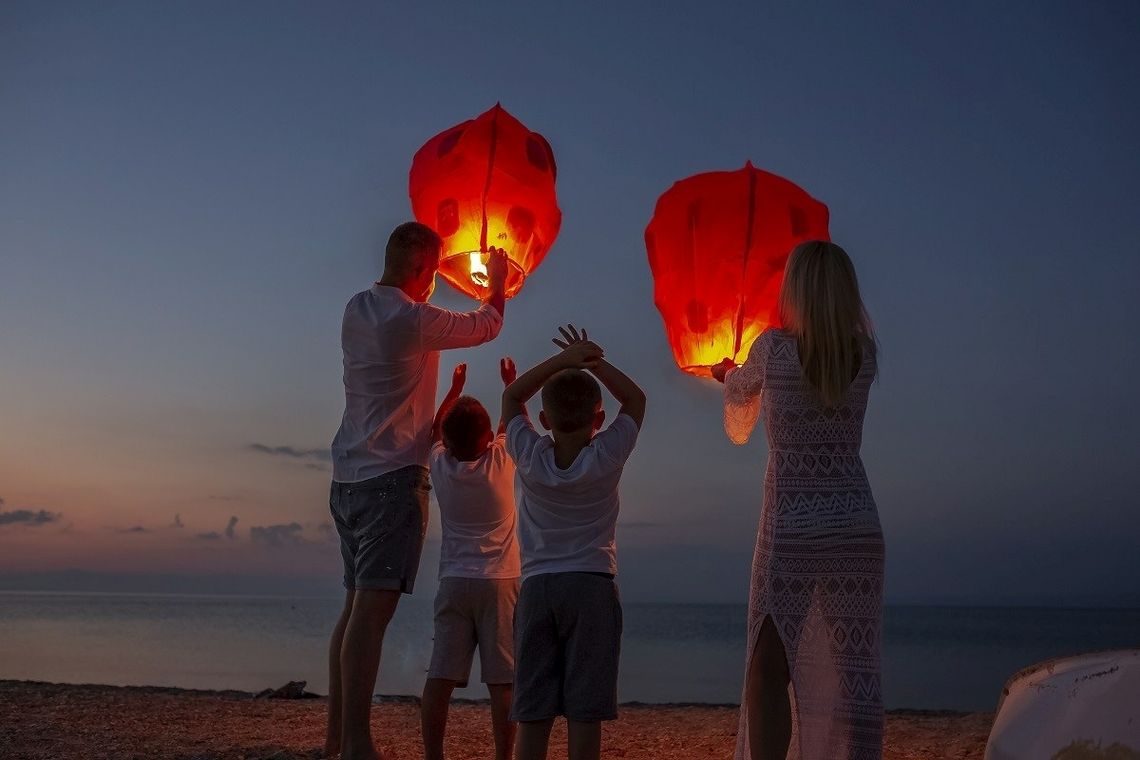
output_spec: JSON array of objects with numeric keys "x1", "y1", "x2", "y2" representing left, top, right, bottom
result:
[{"x1": 254, "y1": 680, "x2": 319, "y2": 700}]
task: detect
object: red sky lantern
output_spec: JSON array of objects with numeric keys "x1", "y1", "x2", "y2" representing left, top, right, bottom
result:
[
  {"x1": 409, "y1": 104, "x2": 561, "y2": 299},
  {"x1": 645, "y1": 162, "x2": 830, "y2": 377}
]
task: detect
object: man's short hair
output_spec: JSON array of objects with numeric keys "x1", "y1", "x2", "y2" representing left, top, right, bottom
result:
[
  {"x1": 442, "y1": 396, "x2": 492, "y2": 456},
  {"x1": 384, "y1": 222, "x2": 441, "y2": 280},
  {"x1": 541, "y1": 370, "x2": 602, "y2": 433}
]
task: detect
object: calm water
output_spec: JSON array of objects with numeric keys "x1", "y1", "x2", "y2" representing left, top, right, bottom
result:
[{"x1": 1, "y1": 591, "x2": 1137, "y2": 711}]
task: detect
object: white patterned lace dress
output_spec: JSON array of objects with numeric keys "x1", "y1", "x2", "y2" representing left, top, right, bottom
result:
[{"x1": 724, "y1": 328, "x2": 884, "y2": 760}]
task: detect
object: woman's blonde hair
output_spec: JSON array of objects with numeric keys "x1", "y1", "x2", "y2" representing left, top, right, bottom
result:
[{"x1": 777, "y1": 240, "x2": 877, "y2": 407}]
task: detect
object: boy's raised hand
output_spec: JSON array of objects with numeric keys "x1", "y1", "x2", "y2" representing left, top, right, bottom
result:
[
  {"x1": 434, "y1": 363, "x2": 467, "y2": 443},
  {"x1": 552, "y1": 323, "x2": 589, "y2": 349},
  {"x1": 500, "y1": 357, "x2": 517, "y2": 386},
  {"x1": 552, "y1": 324, "x2": 603, "y2": 369},
  {"x1": 451, "y1": 363, "x2": 467, "y2": 392}
]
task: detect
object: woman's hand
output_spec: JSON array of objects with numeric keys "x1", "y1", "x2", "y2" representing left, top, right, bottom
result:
[{"x1": 711, "y1": 357, "x2": 736, "y2": 384}]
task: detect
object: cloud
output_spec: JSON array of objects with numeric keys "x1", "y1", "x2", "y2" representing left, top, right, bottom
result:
[
  {"x1": 116, "y1": 526, "x2": 149, "y2": 534},
  {"x1": 250, "y1": 522, "x2": 307, "y2": 547},
  {"x1": 248, "y1": 444, "x2": 331, "y2": 461},
  {"x1": 0, "y1": 508, "x2": 61, "y2": 526},
  {"x1": 193, "y1": 516, "x2": 238, "y2": 542},
  {"x1": 173, "y1": 514, "x2": 184, "y2": 528}
]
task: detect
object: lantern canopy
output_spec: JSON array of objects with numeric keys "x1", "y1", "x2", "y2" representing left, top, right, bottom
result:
[
  {"x1": 644, "y1": 163, "x2": 830, "y2": 377},
  {"x1": 409, "y1": 104, "x2": 562, "y2": 299}
]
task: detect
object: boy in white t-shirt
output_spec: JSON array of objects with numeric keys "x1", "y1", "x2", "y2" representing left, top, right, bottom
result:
[
  {"x1": 500, "y1": 325, "x2": 646, "y2": 760},
  {"x1": 421, "y1": 359, "x2": 521, "y2": 760}
]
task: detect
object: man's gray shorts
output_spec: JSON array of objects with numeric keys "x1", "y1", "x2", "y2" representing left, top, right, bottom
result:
[
  {"x1": 329, "y1": 465, "x2": 430, "y2": 594},
  {"x1": 510, "y1": 572, "x2": 623, "y2": 723}
]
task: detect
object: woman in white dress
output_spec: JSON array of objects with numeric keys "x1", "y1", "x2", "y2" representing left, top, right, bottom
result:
[{"x1": 714, "y1": 241, "x2": 884, "y2": 760}]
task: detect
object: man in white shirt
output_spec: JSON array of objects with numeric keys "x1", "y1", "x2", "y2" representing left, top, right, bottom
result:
[
  {"x1": 326, "y1": 222, "x2": 508, "y2": 760},
  {"x1": 499, "y1": 325, "x2": 645, "y2": 760}
]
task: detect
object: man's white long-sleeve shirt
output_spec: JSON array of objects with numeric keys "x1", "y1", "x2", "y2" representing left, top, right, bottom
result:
[{"x1": 331, "y1": 284, "x2": 503, "y2": 483}]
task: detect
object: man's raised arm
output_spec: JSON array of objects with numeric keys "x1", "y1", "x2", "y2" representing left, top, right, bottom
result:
[{"x1": 419, "y1": 248, "x2": 508, "y2": 351}]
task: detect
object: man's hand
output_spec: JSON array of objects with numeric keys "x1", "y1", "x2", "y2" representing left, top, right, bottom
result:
[
  {"x1": 484, "y1": 247, "x2": 508, "y2": 318},
  {"x1": 500, "y1": 357, "x2": 517, "y2": 386},
  {"x1": 486, "y1": 247, "x2": 509, "y2": 291},
  {"x1": 711, "y1": 357, "x2": 736, "y2": 384},
  {"x1": 451, "y1": 363, "x2": 467, "y2": 392}
]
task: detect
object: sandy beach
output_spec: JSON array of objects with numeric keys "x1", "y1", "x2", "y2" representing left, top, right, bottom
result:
[{"x1": 0, "y1": 680, "x2": 992, "y2": 760}]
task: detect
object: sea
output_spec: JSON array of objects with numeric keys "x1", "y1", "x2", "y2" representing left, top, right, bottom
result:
[{"x1": 1, "y1": 591, "x2": 1137, "y2": 712}]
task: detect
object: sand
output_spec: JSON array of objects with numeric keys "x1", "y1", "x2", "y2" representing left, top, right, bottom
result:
[{"x1": 0, "y1": 680, "x2": 992, "y2": 759}]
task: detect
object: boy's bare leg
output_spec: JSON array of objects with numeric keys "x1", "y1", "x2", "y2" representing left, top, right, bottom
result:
[
  {"x1": 421, "y1": 677, "x2": 457, "y2": 760},
  {"x1": 487, "y1": 683, "x2": 516, "y2": 760},
  {"x1": 514, "y1": 718, "x2": 554, "y2": 760},
  {"x1": 566, "y1": 720, "x2": 601, "y2": 760},
  {"x1": 325, "y1": 589, "x2": 356, "y2": 757},
  {"x1": 340, "y1": 589, "x2": 401, "y2": 760}
]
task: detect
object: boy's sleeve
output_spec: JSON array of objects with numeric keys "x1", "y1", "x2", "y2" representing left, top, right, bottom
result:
[
  {"x1": 592, "y1": 413, "x2": 640, "y2": 468},
  {"x1": 488, "y1": 433, "x2": 514, "y2": 471},
  {"x1": 505, "y1": 415, "x2": 540, "y2": 467},
  {"x1": 429, "y1": 440, "x2": 447, "y2": 466}
]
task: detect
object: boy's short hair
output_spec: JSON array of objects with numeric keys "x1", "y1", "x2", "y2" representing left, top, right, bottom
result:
[
  {"x1": 384, "y1": 221, "x2": 441, "y2": 279},
  {"x1": 541, "y1": 370, "x2": 602, "y2": 433},
  {"x1": 442, "y1": 396, "x2": 492, "y2": 455}
]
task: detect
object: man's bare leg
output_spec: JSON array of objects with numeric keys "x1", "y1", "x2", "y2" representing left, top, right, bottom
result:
[
  {"x1": 420, "y1": 677, "x2": 457, "y2": 760},
  {"x1": 325, "y1": 589, "x2": 355, "y2": 758},
  {"x1": 340, "y1": 589, "x2": 401, "y2": 760},
  {"x1": 514, "y1": 718, "x2": 554, "y2": 760},
  {"x1": 566, "y1": 720, "x2": 601, "y2": 760},
  {"x1": 487, "y1": 683, "x2": 516, "y2": 760}
]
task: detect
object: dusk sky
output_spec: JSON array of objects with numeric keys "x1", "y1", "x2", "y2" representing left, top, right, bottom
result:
[{"x1": 2, "y1": 1, "x2": 1137, "y2": 604}]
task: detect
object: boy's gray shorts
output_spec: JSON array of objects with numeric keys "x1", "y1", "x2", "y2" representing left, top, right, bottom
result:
[
  {"x1": 510, "y1": 572, "x2": 623, "y2": 723},
  {"x1": 329, "y1": 465, "x2": 430, "y2": 594},
  {"x1": 428, "y1": 576, "x2": 519, "y2": 686}
]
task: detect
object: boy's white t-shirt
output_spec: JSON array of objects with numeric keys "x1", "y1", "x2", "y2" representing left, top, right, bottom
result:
[
  {"x1": 429, "y1": 434, "x2": 521, "y2": 579},
  {"x1": 506, "y1": 413, "x2": 640, "y2": 581}
]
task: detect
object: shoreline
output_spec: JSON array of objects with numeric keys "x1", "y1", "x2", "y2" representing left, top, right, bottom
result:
[
  {"x1": 0, "y1": 679, "x2": 993, "y2": 759},
  {"x1": 0, "y1": 678, "x2": 981, "y2": 715}
]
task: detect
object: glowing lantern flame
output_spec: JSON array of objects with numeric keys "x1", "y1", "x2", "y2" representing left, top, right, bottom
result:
[
  {"x1": 469, "y1": 252, "x2": 488, "y2": 285},
  {"x1": 409, "y1": 104, "x2": 562, "y2": 299},
  {"x1": 645, "y1": 162, "x2": 830, "y2": 377}
]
